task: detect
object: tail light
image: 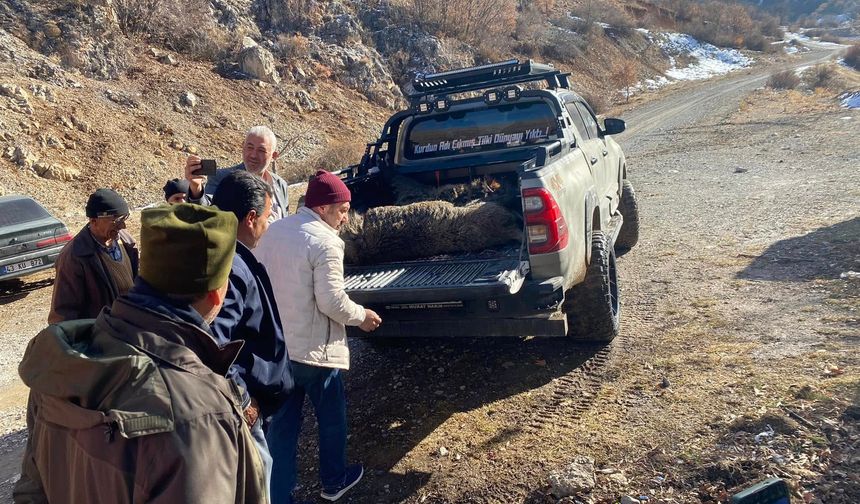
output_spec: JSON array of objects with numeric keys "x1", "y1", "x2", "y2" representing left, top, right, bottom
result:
[
  {"x1": 522, "y1": 188, "x2": 569, "y2": 255},
  {"x1": 36, "y1": 230, "x2": 72, "y2": 248}
]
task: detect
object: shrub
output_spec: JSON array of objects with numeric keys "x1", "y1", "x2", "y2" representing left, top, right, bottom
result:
[
  {"x1": 819, "y1": 33, "x2": 842, "y2": 44},
  {"x1": 579, "y1": 90, "x2": 609, "y2": 115},
  {"x1": 766, "y1": 70, "x2": 800, "y2": 90},
  {"x1": 410, "y1": 0, "x2": 517, "y2": 48},
  {"x1": 113, "y1": 0, "x2": 232, "y2": 62},
  {"x1": 256, "y1": 0, "x2": 324, "y2": 34},
  {"x1": 515, "y1": 3, "x2": 546, "y2": 57},
  {"x1": 599, "y1": 4, "x2": 636, "y2": 36},
  {"x1": 282, "y1": 138, "x2": 368, "y2": 183},
  {"x1": 273, "y1": 34, "x2": 310, "y2": 61},
  {"x1": 802, "y1": 64, "x2": 842, "y2": 90},
  {"x1": 113, "y1": 0, "x2": 163, "y2": 35},
  {"x1": 844, "y1": 44, "x2": 860, "y2": 71},
  {"x1": 539, "y1": 29, "x2": 582, "y2": 63}
]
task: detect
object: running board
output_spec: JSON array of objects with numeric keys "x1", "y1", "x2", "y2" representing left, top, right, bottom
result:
[{"x1": 607, "y1": 212, "x2": 623, "y2": 245}]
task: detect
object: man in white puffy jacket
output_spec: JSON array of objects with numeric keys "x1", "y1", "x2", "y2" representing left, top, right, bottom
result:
[{"x1": 255, "y1": 170, "x2": 381, "y2": 504}]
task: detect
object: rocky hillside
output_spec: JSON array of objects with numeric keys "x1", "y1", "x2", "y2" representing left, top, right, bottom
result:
[
  {"x1": 0, "y1": 0, "x2": 790, "y2": 222},
  {"x1": 738, "y1": 0, "x2": 860, "y2": 24}
]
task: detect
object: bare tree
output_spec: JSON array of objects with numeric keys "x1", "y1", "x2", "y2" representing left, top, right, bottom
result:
[{"x1": 611, "y1": 60, "x2": 638, "y2": 103}]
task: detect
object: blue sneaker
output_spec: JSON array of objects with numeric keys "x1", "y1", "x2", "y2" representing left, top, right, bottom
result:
[{"x1": 320, "y1": 464, "x2": 364, "y2": 501}]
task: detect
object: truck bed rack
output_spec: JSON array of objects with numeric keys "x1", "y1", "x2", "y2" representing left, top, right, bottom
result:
[{"x1": 408, "y1": 59, "x2": 571, "y2": 102}]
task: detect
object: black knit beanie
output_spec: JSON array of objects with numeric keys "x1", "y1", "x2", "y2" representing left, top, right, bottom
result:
[{"x1": 85, "y1": 188, "x2": 129, "y2": 218}]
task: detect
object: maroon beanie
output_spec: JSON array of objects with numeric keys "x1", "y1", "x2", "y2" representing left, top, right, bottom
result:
[{"x1": 304, "y1": 170, "x2": 351, "y2": 208}]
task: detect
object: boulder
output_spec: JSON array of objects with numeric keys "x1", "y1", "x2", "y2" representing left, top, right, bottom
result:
[
  {"x1": 71, "y1": 115, "x2": 91, "y2": 133},
  {"x1": 180, "y1": 90, "x2": 198, "y2": 108},
  {"x1": 9, "y1": 145, "x2": 36, "y2": 169},
  {"x1": 34, "y1": 162, "x2": 80, "y2": 181},
  {"x1": 158, "y1": 54, "x2": 177, "y2": 66},
  {"x1": 42, "y1": 21, "x2": 62, "y2": 39},
  {"x1": 29, "y1": 84, "x2": 56, "y2": 102},
  {"x1": 296, "y1": 90, "x2": 319, "y2": 112},
  {"x1": 0, "y1": 84, "x2": 32, "y2": 113},
  {"x1": 320, "y1": 11, "x2": 363, "y2": 44},
  {"x1": 309, "y1": 38, "x2": 403, "y2": 109},
  {"x1": 59, "y1": 116, "x2": 75, "y2": 129},
  {"x1": 239, "y1": 37, "x2": 280, "y2": 84},
  {"x1": 549, "y1": 456, "x2": 596, "y2": 498}
]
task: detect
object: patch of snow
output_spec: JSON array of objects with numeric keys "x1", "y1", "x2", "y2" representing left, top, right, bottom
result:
[
  {"x1": 657, "y1": 32, "x2": 752, "y2": 81},
  {"x1": 623, "y1": 31, "x2": 753, "y2": 98},
  {"x1": 785, "y1": 46, "x2": 799, "y2": 54},
  {"x1": 841, "y1": 91, "x2": 860, "y2": 109},
  {"x1": 567, "y1": 12, "x2": 611, "y2": 30},
  {"x1": 783, "y1": 31, "x2": 811, "y2": 42}
]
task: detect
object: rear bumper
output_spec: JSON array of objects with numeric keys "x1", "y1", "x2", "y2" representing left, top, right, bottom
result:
[
  {"x1": 347, "y1": 276, "x2": 568, "y2": 338},
  {"x1": 0, "y1": 246, "x2": 62, "y2": 281}
]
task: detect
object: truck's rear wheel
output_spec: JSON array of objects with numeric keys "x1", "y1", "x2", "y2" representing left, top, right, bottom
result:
[
  {"x1": 615, "y1": 180, "x2": 639, "y2": 253},
  {"x1": 563, "y1": 230, "x2": 619, "y2": 342}
]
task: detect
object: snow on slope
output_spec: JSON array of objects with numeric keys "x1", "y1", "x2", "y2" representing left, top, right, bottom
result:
[{"x1": 632, "y1": 29, "x2": 753, "y2": 93}]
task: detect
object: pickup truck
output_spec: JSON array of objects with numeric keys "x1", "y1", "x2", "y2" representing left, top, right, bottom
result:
[{"x1": 339, "y1": 59, "x2": 639, "y2": 342}]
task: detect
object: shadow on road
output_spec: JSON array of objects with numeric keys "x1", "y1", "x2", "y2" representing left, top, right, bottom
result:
[
  {"x1": 0, "y1": 429, "x2": 27, "y2": 502},
  {"x1": 737, "y1": 217, "x2": 860, "y2": 282},
  {"x1": 291, "y1": 336, "x2": 602, "y2": 503}
]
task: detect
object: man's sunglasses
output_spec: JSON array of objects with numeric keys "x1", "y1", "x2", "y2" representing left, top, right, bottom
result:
[{"x1": 97, "y1": 213, "x2": 129, "y2": 225}]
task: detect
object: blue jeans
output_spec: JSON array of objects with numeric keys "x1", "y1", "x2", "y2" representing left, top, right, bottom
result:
[
  {"x1": 266, "y1": 362, "x2": 347, "y2": 504},
  {"x1": 251, "y1": 417, "x2": 273, "y2": 499}
]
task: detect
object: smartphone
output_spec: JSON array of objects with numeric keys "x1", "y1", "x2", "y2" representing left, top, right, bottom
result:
[
  {"x1": 194, "y1": 159, "x2": 217, "y2": 177},
  {"x1": 731, "y1": 478, "x2": 790, "y2": 504}
]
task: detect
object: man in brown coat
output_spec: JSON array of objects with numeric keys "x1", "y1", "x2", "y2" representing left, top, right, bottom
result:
[
  {"x1": 15, "y1": 204, "x2": 267, "y2": 504},
  {"x1": 49, "y1": 188, "x2": 139, "y2": 323}
]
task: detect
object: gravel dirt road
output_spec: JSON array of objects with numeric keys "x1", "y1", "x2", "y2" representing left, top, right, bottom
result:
[{"x1": 0, "y1": 43, "x2": 856, "y2": 503}]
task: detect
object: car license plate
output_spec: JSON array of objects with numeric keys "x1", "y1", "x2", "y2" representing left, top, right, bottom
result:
[{"x1": 3, "y1": 257, "x2": 44, "y2": 274}]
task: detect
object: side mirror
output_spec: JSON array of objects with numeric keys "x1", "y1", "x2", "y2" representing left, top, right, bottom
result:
[{"x1": 601, "y1": 118, "x2": 626, "y2": 136}]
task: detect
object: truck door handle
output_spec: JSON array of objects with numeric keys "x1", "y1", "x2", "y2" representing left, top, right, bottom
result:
[
  {"x1": 602, "y1": 150, "x2": 608, "y2": 156},
  {"x1": 590, "y1": 157, "x2": 598, "y2": 165}
]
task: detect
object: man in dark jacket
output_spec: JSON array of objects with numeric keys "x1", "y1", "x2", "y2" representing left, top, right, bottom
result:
[
  {"x1": 211, "y1": 170, "x2": 294, "y2": 496},
  {"x1": 49, "y1": 188, "x2": 138, "y2": 323},
  {"x1": 15, "y1": 204, "x2": 267, "y2": 504}
]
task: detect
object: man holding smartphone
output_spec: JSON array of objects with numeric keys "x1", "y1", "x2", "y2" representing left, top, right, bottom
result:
[{"x1": 185, "y1": 125, "x2": 290, "y2": 222}]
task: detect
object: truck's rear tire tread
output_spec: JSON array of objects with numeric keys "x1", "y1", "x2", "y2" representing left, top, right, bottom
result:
[
  {"x1": 615, "y1": 179, "x2": 639, "y2": 253},
  {"x1": 564, "y1": 230, "x2": 620, "y2": 342}
]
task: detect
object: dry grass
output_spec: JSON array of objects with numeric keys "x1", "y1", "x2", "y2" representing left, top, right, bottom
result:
[
  {"x1": 113, "y1": 0, "x2": 237, "y2": 61},
  {"x1": 281, "y1": 138, "x2": 367, "y2": 183},
  {"x1": 410, "y1": 0, "x2": 517, "y2": 48},
  {"x1": 802, "y1": 64, "x2": 843, "y2": 91},
  {"x1": 766, "y1": 70, "x2": 800, "y2": 90}
]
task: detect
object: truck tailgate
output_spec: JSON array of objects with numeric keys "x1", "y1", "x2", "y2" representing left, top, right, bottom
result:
[{"x1": 345, "y1": 258, "x2": 528, "y2": 305}]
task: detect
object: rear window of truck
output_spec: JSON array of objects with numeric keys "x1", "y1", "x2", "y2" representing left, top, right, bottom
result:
[{"x1": 404, "y1": 100, "x2": 560, "y2": 160}]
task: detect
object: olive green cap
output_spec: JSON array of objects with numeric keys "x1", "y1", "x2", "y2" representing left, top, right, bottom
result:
[{"x1": 139, "y1": 204, "x2": 238, "y2": 295}]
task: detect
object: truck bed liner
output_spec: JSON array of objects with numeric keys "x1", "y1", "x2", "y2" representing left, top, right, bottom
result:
[{"x1": 345, "y1": 258, "x2": 527, "y2": 292}]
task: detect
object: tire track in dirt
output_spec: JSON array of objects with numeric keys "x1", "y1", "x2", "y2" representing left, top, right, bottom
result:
[{"x1": 486, "y1": 42, "x2": 845, "y2": 453}]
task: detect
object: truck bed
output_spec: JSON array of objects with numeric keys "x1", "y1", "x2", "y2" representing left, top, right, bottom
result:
[{"x1": 344, "y1": 246, "x2": 527, "y2": 305}]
